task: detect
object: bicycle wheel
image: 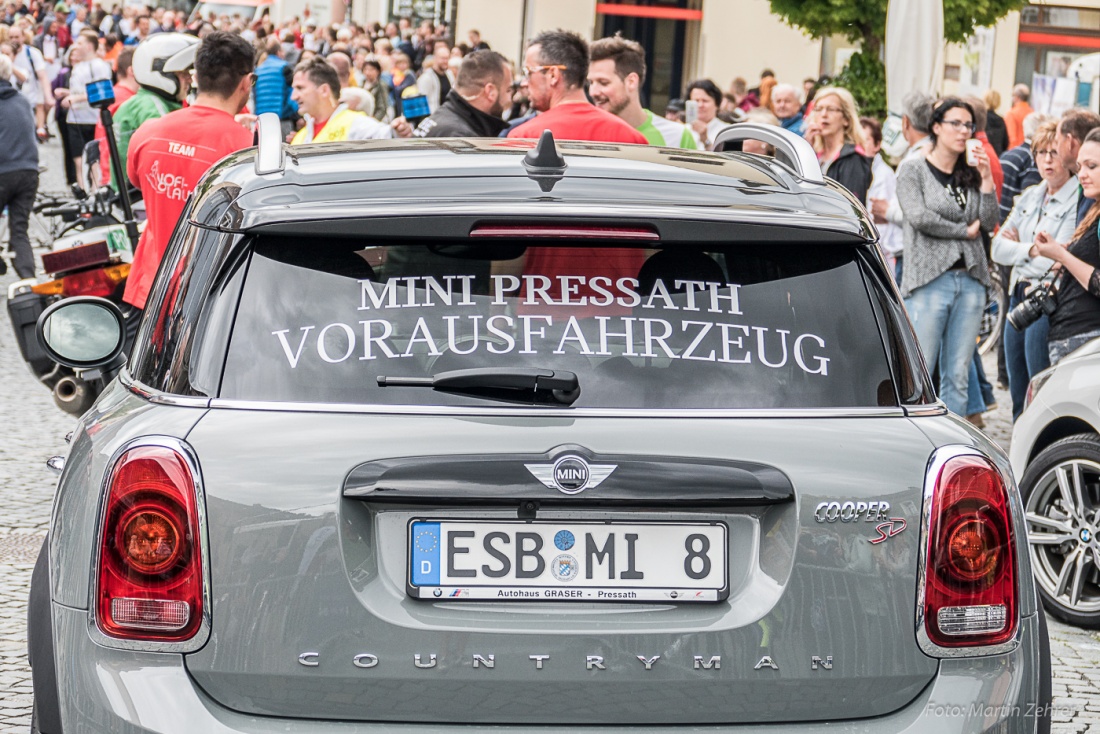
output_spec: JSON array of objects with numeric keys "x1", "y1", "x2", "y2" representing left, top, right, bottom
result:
[
  {"x1": 31, "y1": 192, "x2": 79, "y2": 248},
  {"x1": 978, "y1": 266, "x2": 1007, "y2": 355}
]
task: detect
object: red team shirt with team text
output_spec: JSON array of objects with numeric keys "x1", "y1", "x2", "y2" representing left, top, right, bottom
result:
[{"x1": 123, "y1": 105, "x2": 253, "y2": 309}]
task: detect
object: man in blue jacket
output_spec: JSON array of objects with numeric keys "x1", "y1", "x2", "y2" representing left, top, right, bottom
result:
[
  {"x1": 0, "y1": 52, "x2": 39, "y2": 278},
  {"x1": 254, "y1": 37, "x2": 298, "y2": 139}
]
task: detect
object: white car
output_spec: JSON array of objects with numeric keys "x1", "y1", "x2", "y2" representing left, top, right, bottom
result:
[{"x1": 1010, "y1": 337, "x2": 1100, "y2": 628}]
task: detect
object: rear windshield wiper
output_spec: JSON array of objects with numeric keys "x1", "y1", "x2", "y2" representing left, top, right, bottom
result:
[{"x1": 377, "y1": 368, "x2": 580, "y2": 406}]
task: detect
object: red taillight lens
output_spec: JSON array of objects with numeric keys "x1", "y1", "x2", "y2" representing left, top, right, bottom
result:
[
  {"x1": 469, "y1": 224, "x2": 660, "y2": 240},
  {"x1": 924, "y1": 455, "x2": 1017, "y2": 647},
  {"x1": 62, "y1": 268, "x2": 115, "y2": 297},
  {"x1": 97, "y1": 445, "x2": 203, "y2": 641}
]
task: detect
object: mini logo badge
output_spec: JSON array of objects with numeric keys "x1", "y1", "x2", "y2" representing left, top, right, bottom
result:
[
  {"x1": 552, "y1": 554, "x2": 579, "y2": 582},
  {"x1": 525, "y1": 456, "x2": 616, "y2": 494},
  {"x1": 553, "y1": 457, "x2": 589, "y2": 493}
]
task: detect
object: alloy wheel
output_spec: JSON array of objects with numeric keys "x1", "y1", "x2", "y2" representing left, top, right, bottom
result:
[{"x1": 1026, "y1": 459, "x2": 1100, "y2": 614}]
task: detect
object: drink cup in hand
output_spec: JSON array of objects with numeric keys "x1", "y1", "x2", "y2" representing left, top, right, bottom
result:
[{"x1": 965, "y1": 139, "x2": 982, "y2": 167}]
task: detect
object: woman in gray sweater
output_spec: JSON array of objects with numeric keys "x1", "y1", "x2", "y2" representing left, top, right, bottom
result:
[{"x1": 896, "y1": 97, "x2": 1000, "y2": 418}]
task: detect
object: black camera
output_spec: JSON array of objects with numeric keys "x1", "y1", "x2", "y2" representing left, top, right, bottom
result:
[{"x1": 1008, "y1": 280, "x2": 1058, "y2": 331}]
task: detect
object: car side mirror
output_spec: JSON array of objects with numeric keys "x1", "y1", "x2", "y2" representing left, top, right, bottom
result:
[{"x1": 36, "y1": 296, "x2": 126, "y2": 370}]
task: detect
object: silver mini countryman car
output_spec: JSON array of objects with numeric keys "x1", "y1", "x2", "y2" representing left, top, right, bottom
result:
[{"x1": 27, "y1": 120, "x2": 1051, "y2": 733}]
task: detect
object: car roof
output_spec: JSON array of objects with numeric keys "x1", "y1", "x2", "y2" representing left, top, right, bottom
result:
[{"x1": 190, "y1": 137, "x2": 877, "y2": 243}]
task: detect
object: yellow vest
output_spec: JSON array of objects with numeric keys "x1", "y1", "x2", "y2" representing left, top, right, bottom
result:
[{"x1": 291, "y1": 107, "x2": 364, "y2": 144}]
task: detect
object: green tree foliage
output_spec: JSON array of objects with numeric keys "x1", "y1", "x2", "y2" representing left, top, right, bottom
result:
[
  {"x1": 769, "y1": 0, "x2": 1027, "y2": 116},
  {"x1": 943, "y1": 0, "x2": 1029, "y2": 46},
  {"x1": 769, "y1": 0, "x2": 1027, "y2": 49},
  {"x1": 833, "y1": 52, "x2": 887, "y2": 119},
  {"x1": 768, "y1": 0, "x2": 886, "y2": 54}
]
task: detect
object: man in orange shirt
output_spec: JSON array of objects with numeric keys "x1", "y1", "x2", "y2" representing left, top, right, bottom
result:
[
  {"x1": 1003, "y1": 84, "x2": 1033, "y2": 150},
  {"x1": 122, "y1": 31, "x2": 254, "y2": 335}
]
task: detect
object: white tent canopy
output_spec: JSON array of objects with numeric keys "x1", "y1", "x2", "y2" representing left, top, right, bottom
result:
[{"x1": 885, "y1": 0, "x2": 945, "y2": 114}]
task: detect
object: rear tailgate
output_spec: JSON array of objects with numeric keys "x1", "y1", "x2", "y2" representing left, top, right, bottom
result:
[{"x1": 183, "y1": 410, "x2": 938, "y2": 725}]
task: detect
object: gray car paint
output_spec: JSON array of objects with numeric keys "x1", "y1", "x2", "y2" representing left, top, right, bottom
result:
[
  {"x1": 173, "y1": 409, "x2": 947, "y2": 725},
  {"x1": 48, "y1": 380, "x2": 208, "y2": 609},
  {"x1": 41, "y1": 135, "x2": 1044, "y2": 731}
]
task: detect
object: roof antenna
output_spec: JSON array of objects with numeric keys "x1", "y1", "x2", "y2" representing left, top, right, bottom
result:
[{"x1": 523, "y1": 130, "x2": 567, "y2": 192}]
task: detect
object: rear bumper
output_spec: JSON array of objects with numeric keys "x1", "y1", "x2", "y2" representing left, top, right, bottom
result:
[{"x1": 55, "y1": 603, "x2": 1046, "y2": 733}]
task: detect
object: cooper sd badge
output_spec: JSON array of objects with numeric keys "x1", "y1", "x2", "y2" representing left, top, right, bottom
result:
[
  {"x1": 524, "y1": 455, "x2": 616, "y2": 494},
  {"x1": 812, "y1": 500, "x2": 907, "y2": 544}
]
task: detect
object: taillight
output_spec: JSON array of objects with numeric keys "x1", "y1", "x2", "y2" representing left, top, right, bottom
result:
[
  {"x1": 33, "y1": 263, "x2": 129, "y2": 297},
  {"x1": 97, "y1": 444, "x2": 204, "y2": 641},
  {"x1": 61, "y1": 264, "x2": 129, "y2": 297},
  {"x1": 922, "y1": 453, "x2": 1017, "y2": 648},
  {"x1": 470, "y1": 224, "x2": 660, "y2": 240},
  {"x1": 1024, "y1": 367, "x2": 1054, "y2": 410}
]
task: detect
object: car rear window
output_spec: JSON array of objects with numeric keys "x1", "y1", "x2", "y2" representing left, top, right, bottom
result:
[{"x1": 219, "y1": 236, "x2": 895, "y2": 409}]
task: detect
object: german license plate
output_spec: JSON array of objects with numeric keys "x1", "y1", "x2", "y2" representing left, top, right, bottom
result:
[{"x1": 407, "y1": 520, "x2": 728, "y2": 602}]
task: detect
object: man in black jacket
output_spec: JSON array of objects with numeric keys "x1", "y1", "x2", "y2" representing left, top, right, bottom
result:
[
  {"x1": 414, "y1": 50, "x2": 512, "y2": 138},
  {"x1": 0, "y1": 52, "x2": 39, "y2": 277}
]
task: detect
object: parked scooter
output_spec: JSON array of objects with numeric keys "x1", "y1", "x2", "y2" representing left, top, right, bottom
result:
[{"x1": 6, "y1": 81, "x2": 142, "y2": 415}]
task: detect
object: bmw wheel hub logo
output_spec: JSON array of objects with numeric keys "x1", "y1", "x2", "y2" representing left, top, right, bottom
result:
[{"x1": 1082, "y1": 528, "x2": 1093, "y2": 543}]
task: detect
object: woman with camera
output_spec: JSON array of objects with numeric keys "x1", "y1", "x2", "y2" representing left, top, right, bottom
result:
[
  {"x1": 992, "y1": 121, "x2": 1080, "y2": 418},
  {"x1": 896, "y1": 97, "x2": 999, "y2": 420},
  {"x1": 1034, "y1": 128, "x2": 1100, "y2": 364}
]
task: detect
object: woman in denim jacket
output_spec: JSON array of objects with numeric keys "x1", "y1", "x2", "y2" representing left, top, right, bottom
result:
[{"x1": 992, "y1": 121, "x2": 1080, "y2": 419}]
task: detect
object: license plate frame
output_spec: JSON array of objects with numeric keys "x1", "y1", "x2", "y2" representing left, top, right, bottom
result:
[{"x1": 407, "y1": 519, "x2": 729, "y2": 603}]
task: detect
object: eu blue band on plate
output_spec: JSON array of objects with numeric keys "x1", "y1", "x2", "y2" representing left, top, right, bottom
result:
[{"x1": 410, "y1": 522, "x2": 441, "y2": 586}]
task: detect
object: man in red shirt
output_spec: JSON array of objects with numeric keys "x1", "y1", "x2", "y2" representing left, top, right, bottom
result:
[
  {"x1": 123, "y1": 30, "x2": 254, "y2": 321},
  {"x1": 507, "y1": 30, "x2": 647, "y2": 313},
  {"x1": 508, "y1": 30, "x2": 646, "y2": 145}
]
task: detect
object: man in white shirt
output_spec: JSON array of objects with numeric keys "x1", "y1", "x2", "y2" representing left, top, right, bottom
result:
[
  {"x1": 869, "y1": 91, "x2": 933, "y2": 283},
  {"x1": 9, "y1": 29, "x2": 52, "y2": 140},
  {"x1": 69, "y1": 5, "x2": 89, "y2": 37},
  {"x1": 417, "y1": 42, "x2": 454, "y2": 114},
  {"x1": 57, "y1": 33, "x2": 112, "y2": 188}
]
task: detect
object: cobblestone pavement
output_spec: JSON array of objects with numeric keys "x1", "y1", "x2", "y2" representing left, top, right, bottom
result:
[
  {"x1": 2, "y1": 140, "x2": 1100, "y2": 731},
  {"x1": 1, "y1": 133, "x2": 78, "y2": 732}
]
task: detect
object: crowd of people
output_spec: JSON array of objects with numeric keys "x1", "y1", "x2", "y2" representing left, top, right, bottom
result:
[
  {"x1": 1, "y1": 1, "x2": 1099, "y2": 429},
  {"x1": 867, "y1": 92, "x2": 1099, "y2": 427}
]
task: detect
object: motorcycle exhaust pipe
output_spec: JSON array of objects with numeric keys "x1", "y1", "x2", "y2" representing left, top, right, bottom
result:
[{"x1": 53, "y1": 375, "x2": 91, "y2": 415}]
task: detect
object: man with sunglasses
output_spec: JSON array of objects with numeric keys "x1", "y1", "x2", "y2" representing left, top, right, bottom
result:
[
  {"x1": 507, "y1": 29, "x2": 645, "y2": 145},
  {"x1": 122, "y1": 31, "x2": 255, "y2": 331},
  {"x1": 504, "y1": 30, "x2": 646, "y2": 321}
]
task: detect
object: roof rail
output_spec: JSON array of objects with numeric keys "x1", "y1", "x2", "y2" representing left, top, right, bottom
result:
[
  {"x1": 255, "y1": 112, "x2": 286, "y2": 176},
  {"x1": 712, "y1": 123, "x2": 824, "y2": 184}
]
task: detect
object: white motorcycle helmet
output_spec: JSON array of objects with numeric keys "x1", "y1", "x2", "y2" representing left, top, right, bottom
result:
[{"x1": 132, "y1": 33, "x2": 200, "y2": 100}]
